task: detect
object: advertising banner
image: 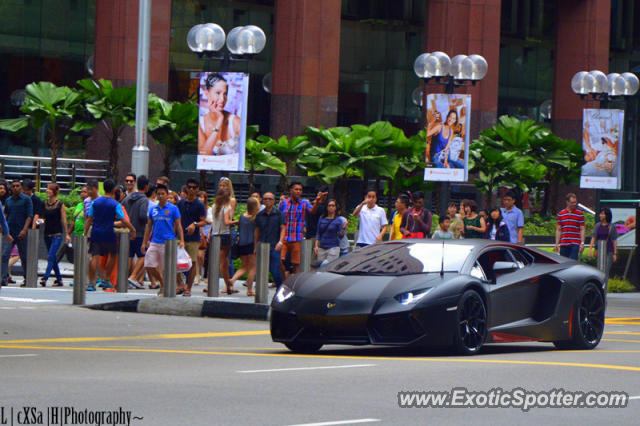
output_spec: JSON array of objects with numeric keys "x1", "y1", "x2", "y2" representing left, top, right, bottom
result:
[
  {"x1": 197, "y1": 72, "x2": 249, "y2": 171},
  {"x1": 424, "y1": 94, "x2": 471, "y2": 182},
  {"x1": 580, "y1": 108, "x2": 624, "y2": 190}
]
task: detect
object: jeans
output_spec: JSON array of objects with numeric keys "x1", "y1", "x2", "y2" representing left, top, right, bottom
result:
[
  {"x1": 269, "y1": 246, "x2": 283, "y2": 287},
  {"x1": 43, "y1": 234, "x2": 63, "y2": 282},
  {"x1": 559, "y1": 244, "x2": 580, "y2": 260},
  {"x1": 2, "y1": 234, "x2": 28, "y2": 282}
]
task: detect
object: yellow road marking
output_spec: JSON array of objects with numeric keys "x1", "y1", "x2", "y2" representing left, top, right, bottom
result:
[
  {"x1": 606, "y1": 317, "x2": 640, "y2": 321},
  {"x1": 605, "y1": 331, "x2": 640, "y2": 336},
  {"x1": 602, "y1": 339, "x2": 640, "y2": 343},
  {"x1": 0, "y1": 330, "x2": 269, "y2": 344},
  {"x1": 2, "y1": 344, "x2": 640, "y2": 373}
]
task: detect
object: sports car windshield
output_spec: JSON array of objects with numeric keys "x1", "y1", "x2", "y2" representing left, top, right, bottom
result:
[{"x1": 324, "y1": 242, "x2": 473, "y2": 276}]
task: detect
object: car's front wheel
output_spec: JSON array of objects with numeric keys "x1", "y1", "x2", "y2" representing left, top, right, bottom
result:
[
  {"x1": 554, "y1": 282, "x2": 605, "y2": 350},
  {"x1": 453, "y1": 290, "x2": 487, "y2": 355},
  {"x1": 284, "y1": 341, "x2": 323, "y2": 354}
]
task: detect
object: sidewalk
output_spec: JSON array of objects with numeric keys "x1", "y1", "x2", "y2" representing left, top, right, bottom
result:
[{"x1": 0, "y1": 277, "x2": 275, "y2": 321}]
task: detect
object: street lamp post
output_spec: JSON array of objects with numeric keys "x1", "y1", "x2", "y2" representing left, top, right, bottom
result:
[
  {"x1": 571, "y1": 69, "x2": 640, "y2": 279},
  {"x1": 131, "y1": 0, "x2": 152, "y2": 178},
  {"x1": 187, "y1": 23, "x2": 266, "y2": 72},
  {"x1": 413, "y1": 52, "x2": 488, "y2": 214}
]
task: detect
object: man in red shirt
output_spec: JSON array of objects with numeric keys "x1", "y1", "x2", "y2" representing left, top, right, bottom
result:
[{"x1": 554, "y1": 193, "x2": 585, "y2": 260}]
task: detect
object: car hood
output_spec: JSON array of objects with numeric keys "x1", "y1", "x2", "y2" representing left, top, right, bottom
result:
[{"x1": 291, "y1": 272, "x2": 445, "y2": 304}]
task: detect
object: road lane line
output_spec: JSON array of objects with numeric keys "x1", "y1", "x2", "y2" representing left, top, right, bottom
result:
[
  {"x1": 3, "y1": 344, "x2": 640, "y2": 373},
  {"x1": 0, "y1": 297, "x2": 57, "y2": 303},
  {"x1": 605, "y1": 332, "x2": 640, "y2": 336},
  {"x1": 629, "y1": 396, "x2": 640, "y2": 400},
  {"x1": 0, "y1": 354, "x2": 37, "y2": 358},
  {"x1": 287, "y1": 419, "x2": 380, "y2": 426},
  {"x1": 602, "y1": 339, "x2": 640, "y2": 343},
  {"x1": 0, "y1": 330, "x2": 270, "y2": 344},
  {"x1": 238, "y1": 364, "x2": 376, "y2": 373}
]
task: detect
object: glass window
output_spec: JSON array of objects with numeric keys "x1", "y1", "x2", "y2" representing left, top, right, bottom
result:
[{"x1": 324, "y1": 242, "x2": 473, "y2": 275}]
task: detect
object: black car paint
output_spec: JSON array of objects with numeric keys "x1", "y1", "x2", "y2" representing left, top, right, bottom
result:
[{"x1": 271, "y1": 239, "x2": 606, "y2": 349}]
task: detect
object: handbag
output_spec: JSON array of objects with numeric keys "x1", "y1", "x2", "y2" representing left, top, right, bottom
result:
[
  {"x1": 176, "y1": 247, "x2": 193, "y2": 273},
  {"x1": 403, "y1": 232, "x2": 424, "y2": 239}
]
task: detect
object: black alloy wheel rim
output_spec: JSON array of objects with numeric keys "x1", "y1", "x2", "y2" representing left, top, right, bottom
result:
[
  {"x1": 578, "y1": 286, "x2": 605, "y2": 344},
  {"x1": 459, "y1": 295, "x2": 487, "y2": 351}
]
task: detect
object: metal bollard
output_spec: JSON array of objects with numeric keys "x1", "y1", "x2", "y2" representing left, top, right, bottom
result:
[
  {"x1": 207, "y1": 235, "x2": 221, "y2": 297},
  {"x1": 255, "y1": 242, "x2": 270, "y2": 304},
  {"x1": 116, "y1": 232, "x2": 130, "y2": 293},
  {"x1": 25, "y1": 228, "x2": 40, "y2": 288},
  {"x1": 299, "y1": 238, "x2": 313, "y2": 273},
  {"x1": 163, "y1": 239, "x2": 177, "y2": 297},
  {"x1": 72, "y1": 235, "x2": 86, "y2": 305},
  {"x1": 596, "y1": 240, "x2": 607, "y2": 272}
]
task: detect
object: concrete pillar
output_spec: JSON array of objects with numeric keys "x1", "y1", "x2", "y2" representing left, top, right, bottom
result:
[
  {"x1": 424, "y1": 0, "x2": 502, "y2": 138},
  {"x1": 270, "y1": 0, "x2": 342, "y2": 137}
]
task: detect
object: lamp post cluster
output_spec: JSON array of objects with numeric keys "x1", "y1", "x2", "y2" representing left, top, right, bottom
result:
[
  {"x1": 571, "y1": 70, "x2": 639, "y2": 101},
  {"x1": 187, "y1": 23, "x2": 266, "y2": 71},
  {"x1": 414, "y1": 52, "x2": 488, "y2": 94}
]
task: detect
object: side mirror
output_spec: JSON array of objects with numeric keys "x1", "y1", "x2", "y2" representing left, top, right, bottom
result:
[{"x1": 492, "y1": 261, "x2": 519, "y2": 275}]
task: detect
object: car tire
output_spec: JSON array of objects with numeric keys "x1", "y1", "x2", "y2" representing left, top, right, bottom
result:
[
  {"x1": 452, "y1": 289, "x2": 487, "y2": 355},
  {"x1": 284, "y1": 341, "x2": 323, "y2": 354},
  {"x1": 553, "y1": 282, "x2": 605, "y2": 350}
]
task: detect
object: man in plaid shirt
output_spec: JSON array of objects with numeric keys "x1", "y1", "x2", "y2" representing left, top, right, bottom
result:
[{"x1": 279, "y1": 182, "x2": 326, "y2": 276}]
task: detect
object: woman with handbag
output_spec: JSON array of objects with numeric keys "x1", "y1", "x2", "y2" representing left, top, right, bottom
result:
[
  {"x1": 315, "y1": 199, "x2": 347, "y2": 264},
  {"x1": 229, "y1": 197, "x2": 259, "y2": 296},
  {"x1": 39, "y1": 183, "x2": 70, "y2": 287},
  {"x1": 209, "y1": 187, "x2": 238, "y2": 294}
]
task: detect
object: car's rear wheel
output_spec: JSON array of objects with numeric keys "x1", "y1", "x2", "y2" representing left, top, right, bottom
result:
[
  {"x1": 284, "y1": 341, "x2": 323, "y2": 354},
  {"x1": 453, "y1": 290, "x2": 487, "y2": 355},
  {"x1": 554, "y1": 282, "x2": 605, "y2": 350}
]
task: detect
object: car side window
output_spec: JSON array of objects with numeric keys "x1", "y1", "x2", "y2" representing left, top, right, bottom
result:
[
  {"x1": 470, "y1": 261, "x2": 487, "y2": 281},
  {"x1": 477, "y1": 249, "x2": 512, "y2": 282},
  {"x1": 508, "y1": 249, "x2": 528, "y2": 268}
]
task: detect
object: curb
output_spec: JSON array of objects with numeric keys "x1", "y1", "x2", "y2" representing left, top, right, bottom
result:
[{"x1": 86, "y1": 298, "x2": 270, "y2": 321}]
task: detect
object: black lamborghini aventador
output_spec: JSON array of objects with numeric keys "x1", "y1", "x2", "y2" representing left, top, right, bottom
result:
[{"x1": 270, "y1": 240, "x2": 607, "y2": 355}]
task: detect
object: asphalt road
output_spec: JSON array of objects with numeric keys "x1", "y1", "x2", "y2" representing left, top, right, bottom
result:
[{"x1": 0, "y1": 295, "x2": 639, "y2": 425}]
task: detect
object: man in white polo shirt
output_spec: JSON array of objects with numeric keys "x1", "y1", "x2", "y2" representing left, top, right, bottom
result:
[{"x1": 353, "y1": 190, "x2": 388, "y2": 248}]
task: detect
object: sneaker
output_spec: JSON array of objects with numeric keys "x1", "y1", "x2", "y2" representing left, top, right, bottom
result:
[
  {"x1": 69, "y1": 282, "x2": 74, "y2": 287},
  {"x1": 127, "y1": 278, "x2": 143, "y2": 289},
  {"x1": 87, "y1": 285, "x2": 96, "y2": 291},
  {"x1": 104, "y1": 288, "x2": 116, "y2": 293},
  {"x1": 97, "y1": 278, "x2": 108, "y2": 288},
  {"x1": 102, "y1": 281, "x2": 114, "y2": 290}
]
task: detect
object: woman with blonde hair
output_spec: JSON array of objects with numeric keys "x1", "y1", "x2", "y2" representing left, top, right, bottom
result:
[
  {"x1": 40, "y1": 183, "x2": 70, "y2": 287},
  {"x1": 230, "y1": 197, "x2": 259, "y2": 296},
  {"x1": 209, "y1": 187, "x2": 238, "y2": 294},
  {"x1": 217, "y1": 177, "x2": 237, "y2": 213}
]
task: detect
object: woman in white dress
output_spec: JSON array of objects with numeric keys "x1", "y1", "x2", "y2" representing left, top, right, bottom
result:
[{"x1": 198, "y1": 73, "x2": 242, "y2": 156}]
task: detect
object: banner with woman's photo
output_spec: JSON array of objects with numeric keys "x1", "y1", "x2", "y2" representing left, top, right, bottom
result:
[
  {"x1": 580, "y1": 108, "x2": 624, "y2": 189},
  {"x1": 197, "y1": 72, "x2": 249, "y2": 171},
  {"x1": 424, "y1": 94, "x2": 471, "y2": 182}
]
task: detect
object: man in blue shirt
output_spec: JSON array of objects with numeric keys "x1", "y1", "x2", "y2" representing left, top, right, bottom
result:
[
  {"x1": 2, "y1": 180, "x2": 32, "y2": 286},
  {"x1": 500, "y1": 190, "x2": 525, "y2": 244},
  {"x1": 142, "y1": 184, "x2": 184, "y2": 294},
  {"x1": 84, "y1": 179, "x2": 135, "y2": 291}
]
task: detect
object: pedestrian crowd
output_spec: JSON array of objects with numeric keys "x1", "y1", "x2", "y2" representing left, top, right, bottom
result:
[{"x1": 0, "y1": 174, "x2": 617, "y2": 293}]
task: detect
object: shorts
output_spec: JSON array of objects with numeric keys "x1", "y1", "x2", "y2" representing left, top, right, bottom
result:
[
  {"x1": 129, "y1": 237, "x2": 145, "y2": 258},
  {"x1": 237, "y1": 243, "x2": 254, "y2": 257},
  {"x1": 220, "y1": 234, "x2": 232, "y2": 247},
  {"x1": 144, "y1": 243, "x2": 165, "y2": 269},
  {"x1": 281, "y1": 241, "x2": 301, "y2": 264},
  {"x1": 317, "y1": 246, "x2": 340, "y2": 263},
  {"x1": 184, "y1": 241, "x2": 200, "y2": 263},
  {"x1": 89, "y1": 241, "x2": 118, "y2": 256}
]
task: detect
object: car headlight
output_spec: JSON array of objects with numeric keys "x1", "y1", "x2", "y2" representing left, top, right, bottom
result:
[
  {"x1": 394, "y1": 288, "x2": 432, "y2": 305},
  {"x1": 275, "y1": 285, "x2": 295, "y2": 303}
]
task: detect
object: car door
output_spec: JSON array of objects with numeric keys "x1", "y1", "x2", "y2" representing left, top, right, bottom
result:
[{"x1": 477, "y1": 248, "x2": 537, "y2": 328}]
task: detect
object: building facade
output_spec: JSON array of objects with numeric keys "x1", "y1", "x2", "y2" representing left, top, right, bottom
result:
[{"x1": 1, "y1": 0, "x2": 639, "y2": 201}]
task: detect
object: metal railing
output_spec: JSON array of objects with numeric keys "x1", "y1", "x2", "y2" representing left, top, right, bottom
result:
[{"x1": 0, "y1": 155, "x2": 109, "y2": 193}]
